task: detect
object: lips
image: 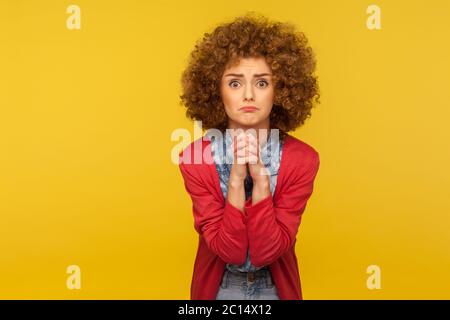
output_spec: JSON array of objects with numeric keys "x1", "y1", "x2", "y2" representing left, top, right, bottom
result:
[{"x1": 239, "y1": 106, "x2": 259, "y2": 112}]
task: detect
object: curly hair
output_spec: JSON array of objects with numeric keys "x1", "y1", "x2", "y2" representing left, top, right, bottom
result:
[{"x1": 180, "y1": 13, "x2": 320, "y2": 137}]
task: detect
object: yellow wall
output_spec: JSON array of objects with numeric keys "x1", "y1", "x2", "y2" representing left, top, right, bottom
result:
[{"x1": 1, "y1": 0, "x2": 449, "y2": 299}]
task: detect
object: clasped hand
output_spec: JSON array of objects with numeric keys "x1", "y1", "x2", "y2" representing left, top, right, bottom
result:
[{"x1": 231, "y1": 131, "x2": 270, "y2": 182}]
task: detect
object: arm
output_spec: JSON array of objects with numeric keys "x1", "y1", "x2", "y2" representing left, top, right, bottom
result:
[
  {"x1": 250, "y1": 168, "x2": 270, "y2": 205},
  {"x1": 245, "y1": 151, "x2": 320, "y2": 267},
  {"x1": 227, "y1": 132, "x2": 250, "y2": 212},
  {"x1": 179, "y1": 160, "x2": 248, "y2": 265},
  {"x1": 226, "y1": 176, "x2": 246, "y2": 214}
]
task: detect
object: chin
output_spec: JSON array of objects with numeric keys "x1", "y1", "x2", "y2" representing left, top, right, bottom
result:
[{"x1": 236, "y1": 118, "x2": 259, "y2": 127}]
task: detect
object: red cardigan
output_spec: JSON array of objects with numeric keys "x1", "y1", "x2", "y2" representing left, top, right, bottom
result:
[{"x1": 178, "y1": 133, "x2": 320, "y2": 300}]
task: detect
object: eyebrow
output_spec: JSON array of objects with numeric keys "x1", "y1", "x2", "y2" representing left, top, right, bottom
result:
[{"x1": 224, "y1": 73, "x2": 272, "y2": 78}]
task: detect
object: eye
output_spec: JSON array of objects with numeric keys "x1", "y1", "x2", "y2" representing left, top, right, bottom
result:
[
  {"x1": 228, "y1": 80, "x2": 240, "y2": 88},
  {"x1": 256, "y1": 80, "x2": 269, "y2": 88}
]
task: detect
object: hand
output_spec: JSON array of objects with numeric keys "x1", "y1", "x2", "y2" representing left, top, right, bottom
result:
[
  {"x1": 246, "y1": 132, "x2": 270, "y2": 182},
  {"x1": 229, "y1": 131, "x2": 249, "y2": 182}
]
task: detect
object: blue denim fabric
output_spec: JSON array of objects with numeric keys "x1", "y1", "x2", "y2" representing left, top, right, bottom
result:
[{"x1": 215, "y1": 269, "x2": 280, "y2": 300}]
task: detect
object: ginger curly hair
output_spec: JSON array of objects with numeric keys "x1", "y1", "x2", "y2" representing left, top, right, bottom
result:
[{"x1": 180, "y1": 13, "x2": 320, "y2": 137}]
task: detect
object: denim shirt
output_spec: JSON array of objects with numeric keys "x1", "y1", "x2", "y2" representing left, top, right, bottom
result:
[{"x1": 207, "y1": 129, "x2": 284, "y2": 272}]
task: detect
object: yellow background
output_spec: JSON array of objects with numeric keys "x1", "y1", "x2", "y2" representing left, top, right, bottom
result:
[{"x1": 1, "y1": 0, "x2": 449, "y2": 299}]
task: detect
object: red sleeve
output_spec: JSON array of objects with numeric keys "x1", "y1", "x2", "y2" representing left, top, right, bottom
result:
[
  {"x1": 244, "y1": 151, "x2": 320, "y2": 267},
  {"x1": 179, "y1": 160, "x2": 249, "y2": 265}
]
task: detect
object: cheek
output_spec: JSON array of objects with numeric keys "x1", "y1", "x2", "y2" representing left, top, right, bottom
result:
[
  {"x1": 266, "y1": 87, "x2": 275, "y2": 100},
  {"x1": 221, "y1": 88, "x2": 238, "y2": 108},
  {"x1": 260, "y1": 89, "x2": 274, "y2": 109}
]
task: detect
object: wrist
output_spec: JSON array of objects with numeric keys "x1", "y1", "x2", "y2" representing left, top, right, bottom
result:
[
  {"x1": 230, "y1": 163, "x2": 248, "y2": 181},
  {"x1": 252, "y1": 176, "x2": 269, "y2": 188},
  {"x1": 251, "y1": 178, "x2": 270, "y2": 205},
  {"x1": 251, "y1": 167, "x2": 269, "y2": 184},
  {"x1": 228, "y1": 175, "x2": 245, "y2": 188}
]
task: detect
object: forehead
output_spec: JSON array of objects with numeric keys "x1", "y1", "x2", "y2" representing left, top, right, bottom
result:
[{"x1": 224, "y1": 57, "x2": 271, "y2": 73}]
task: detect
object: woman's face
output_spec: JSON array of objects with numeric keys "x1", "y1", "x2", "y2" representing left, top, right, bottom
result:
[{"x1": 220, "y1": 56, "x2": 274, "y2": 131}]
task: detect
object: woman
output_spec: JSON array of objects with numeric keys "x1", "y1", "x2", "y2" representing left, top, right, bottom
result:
[{"x1": 178, "y1": 13, "x2": 321, "y2": 300}]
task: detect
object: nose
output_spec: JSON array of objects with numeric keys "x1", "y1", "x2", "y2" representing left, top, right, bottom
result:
[{"x1": 243, "y1": 83, "x2": 255, "y2": 102}]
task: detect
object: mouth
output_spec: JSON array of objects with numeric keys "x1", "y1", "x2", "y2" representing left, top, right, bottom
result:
[{"x1": 239, "y1": 106, "x2": 259, "y2": 112}]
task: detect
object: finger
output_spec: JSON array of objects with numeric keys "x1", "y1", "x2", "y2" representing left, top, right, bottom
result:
[
  {"x1": 233, "y1": 137, "x2": 247, "y2": 154},
  {"x1": 247, "y1": 141, "x2": 259, "y2": 156},
  {"x1": 236, "y1": 156, "x2": 247, "y2": 165},
  {"x1": 237, "y1": 132, "x2": 247, "y2": 142},
  {"x1": 247, "y1": 137, "x2": 259, "y2": 156},
  {"x1": 236, "y1": 145, "x2": 249, "y2": 159},
  {"x1": 248, "y1": 154, "x2": 258, "y2": 165},
  {"x1": 236, "y1": 146, "x2": 247, "y2": 156},
  {"x1": 246, "y1": 133, "x2": 258, "y2": 145},
  {"x1": 248, "y1": 138, "x2": 258, "y2": 149},
  {"x1": 235, "y1": 139, "x2": 247, "y2": 149},
  {"x1": 236, "y1": 152, "x2": 247, "y2": 164}
]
